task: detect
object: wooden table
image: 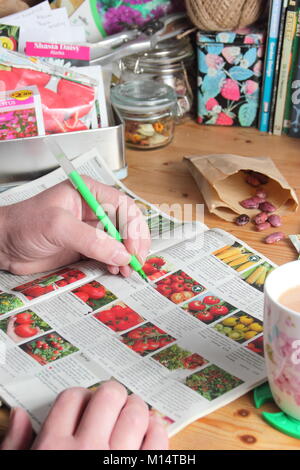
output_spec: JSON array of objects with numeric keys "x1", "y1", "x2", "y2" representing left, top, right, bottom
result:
[{"x1": 1, "y1": 121, "x2": 300, "y2": 449}]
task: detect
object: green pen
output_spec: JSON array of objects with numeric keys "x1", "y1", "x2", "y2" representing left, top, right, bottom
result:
[{"x1": 46, "y1": 139, "x2": 148, "y2": 282}]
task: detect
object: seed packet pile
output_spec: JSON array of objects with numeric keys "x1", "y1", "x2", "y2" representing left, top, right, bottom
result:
[
  {"x1": 0, "y1": 86, "x2": 44, "y2": 141},
  {"x1": 0, "y1": 47, "x2": 99, "y2": 135}
]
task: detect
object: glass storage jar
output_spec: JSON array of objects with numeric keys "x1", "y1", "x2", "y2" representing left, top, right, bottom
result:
[
  {"x1": 111, "y1": 80, "x2": 177, "y2": 150},
  {"x1": 119, "y1": 37, "x2": 195, "y2": 122}
]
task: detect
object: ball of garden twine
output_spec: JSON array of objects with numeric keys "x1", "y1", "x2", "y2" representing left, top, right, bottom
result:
[{"x1": 185, "y1": 0, "x2": 267, "y2": 31}]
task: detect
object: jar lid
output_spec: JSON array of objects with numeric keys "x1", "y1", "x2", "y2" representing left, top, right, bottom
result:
[
  {"x1": 123, "y1": 37, "x2": 194, "y2": 70},
  {"x1": 111, "y1": 80, "x2": 177, "y2": 113}
]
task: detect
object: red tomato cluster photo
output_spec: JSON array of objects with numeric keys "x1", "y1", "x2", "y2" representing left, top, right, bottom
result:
[
  {"x1": 246, "y1": 335, "x2": 264, "y2": 356},
  {"x1": 154, "y1": 270, "x2": 205, "y2": 304},
  {"x1": 120, "y1": 322, "x2": 176, "y2": 356},
  {"x1": 142, "y1": 256, "x2": 172, "y2": 281},
  {"x1": 72, "y1": 281, "x2": 117, "y2": 311},
  {"x1": 182, "y1": 292, "x2": 236, "y2": 324},
  {"x1": 94, "y1": 302, "x2": 144, "y2": 332},
  {"x1": 13, "y1": 268, "x2": 86, "y2": 300}
]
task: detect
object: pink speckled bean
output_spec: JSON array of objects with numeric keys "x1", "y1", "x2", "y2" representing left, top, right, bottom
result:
[
  {"x1": 268, "y1": 214, "x2": 282, "y2": 227},
  {"x1": 256, "y1": 222, "x2": 271, "y2": 231},
  {"x1": 255, "y1": 189, "x2": 267, "y2": 201},
  {"x1": 240, "y1": 197, "x2": 261, "y2": 209},
  {"x1": 253, "y1": 212, "x2": 269, "y2": 225},
  {"x1": 264, "y1": 232, "x2": 285, "y2": 244},
  {"x1": 246, "y1": 174, "x2": 261, "y2": 187},
  {"x1": 258, "y1": 201, "x2": 276, "y2": 213}
]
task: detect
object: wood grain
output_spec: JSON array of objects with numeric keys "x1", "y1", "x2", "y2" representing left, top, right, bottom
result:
[{"x1": 1, "y1": 122, "x2": 300, "y2": 449}]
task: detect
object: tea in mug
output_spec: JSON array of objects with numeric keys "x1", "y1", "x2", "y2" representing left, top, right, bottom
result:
[{"x1": 278, "y1": 286, "x2": 300, "y2": 313}]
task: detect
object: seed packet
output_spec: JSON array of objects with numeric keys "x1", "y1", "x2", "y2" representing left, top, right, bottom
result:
[
  {"x1": 0, "y1": 47, "x2": 99, "y2": 135},
  {"x1": 0, "y1": 24, "x2": 20, "y2": 51},
  {"x1": 24, "y1": 43, "x2": 108, "y2": 129},
  {"x1": 25, "y1": 42, "x2": 90, "y2": 67},
  {"x1": 0, "y1": 86, "x2": 45, "y2": 141}
]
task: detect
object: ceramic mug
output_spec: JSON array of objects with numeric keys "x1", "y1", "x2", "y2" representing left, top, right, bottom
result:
[{"x1": 264, "y1": 260, "x2": 300, "y2": 420}]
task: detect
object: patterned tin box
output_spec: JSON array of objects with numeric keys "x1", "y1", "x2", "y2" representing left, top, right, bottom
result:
[{"x1": 197, "y1": 29, "x2": 264, "y2": 127}]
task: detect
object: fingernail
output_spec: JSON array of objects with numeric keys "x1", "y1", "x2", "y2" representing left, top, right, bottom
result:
[
  {"x1": 109, "y1": 266, "x2": 119, "y2": 275},
  {"x1": 111, "y1": 248, "x2": 131, "y2": 266},
  {"x1": 137, "y1": 249, "x2": 149, "y2": 266}
]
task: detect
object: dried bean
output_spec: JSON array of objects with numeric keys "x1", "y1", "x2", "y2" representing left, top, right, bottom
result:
[
  {"x1": 268, "y1": 214, "x2": 282, "y2": 227},
  {"x1": 235, "y1": 214, "x2": 250, "y2": 226},
  {"x1": 240, "y1": 197, "x2": 260, "y2": 209},
  {"x1": 255, "y1": 189, "x2": 267, "y2": 201},
  {"x1": 251, "y1": 171, "x2": 269, "y2": 185},
  {"x1": 246, "y1": 174, "x2": 261, "y2": 187},
  {"x1": 253, "y1": 212, "x2": 269, "y2": 225},
  {"x1": 264, "y1": 232, "x2": 285, "y2": 244},
  {"x1": 258, "y1": 201, "x2": 276, "y2": 213},
  {"x1": 256, "y1": 222, "x2": 271, "y2": 231}
]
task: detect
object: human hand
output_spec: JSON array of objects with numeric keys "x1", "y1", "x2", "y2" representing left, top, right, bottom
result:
[
  {"x1": 0, "y1": 177, "x2": 150, "y2": 277},
  {"x1": 0, "y1": 381, "x2": 169, "y2": 450}
]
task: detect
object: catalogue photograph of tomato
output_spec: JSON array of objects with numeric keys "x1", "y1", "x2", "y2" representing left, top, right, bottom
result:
[
  {"x1": 0, "y1": 310, "x2": 51, "y2": 344},
  {"x1": 142, "y1": 255, "x2": 175, "y2": 281},
  {"x1": 72, "y1": 280, "x2": 117, "y2": 311},
  {"x1": 93, "y1": 301, "x2": 144, "y2": 332},
  {"x1": 154, "y1": 270, "x2": 205, "y2": 305},
  {"x1": 246, "y1": 335, "x2": 264, "y2": 356},
  {"x1": 20, "y1": 331, "x2": 78, "y2": 366},
  {"x1": 213, "y1": 311, "x2": 263, "y2": 343},
  {"x1": 153, "y1": 344, "x2": 208, "y2": 371},
  {"x1": 120, "y1": 322, "x2": 176, "y2": 356},
  {"x1": 13, "y1": 267, "x2": 86, "y2": 300},
  {"x1": 181, "y1": 292, "x2": 237, "y2": 325},
  {"x1": 185, "y1": 364, "x2": 244, "y2": 401}
]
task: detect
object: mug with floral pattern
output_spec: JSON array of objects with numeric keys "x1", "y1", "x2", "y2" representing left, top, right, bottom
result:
[{"x1": 264, "y1": 261, "x2": 300, "y2": 420}]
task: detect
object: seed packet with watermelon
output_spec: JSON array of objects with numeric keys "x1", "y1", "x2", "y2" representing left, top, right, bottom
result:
[
  {"x1": 0, "y1": 86, "x2": 45, "y2": 140},
  {"x1": 0, "y1": 47, "x2": 99, "y2": 135}
]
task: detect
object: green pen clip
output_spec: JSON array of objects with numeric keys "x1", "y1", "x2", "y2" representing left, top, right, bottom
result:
[{"x1": 254, "y1": 382, "x2": 300, "y2": 439}]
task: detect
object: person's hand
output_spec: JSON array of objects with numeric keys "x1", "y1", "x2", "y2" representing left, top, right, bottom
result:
[
  {"x1": 0, "y1": 381, "x2": 169, "y2": 450},
  {"x1": 0, "y1": 177, "x2": 151, "y2": 277}
]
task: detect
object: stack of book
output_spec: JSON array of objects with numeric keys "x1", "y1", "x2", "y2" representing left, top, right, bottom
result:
[{"x1": 259, "y1": 0, "x2": 300, "y2": 136}]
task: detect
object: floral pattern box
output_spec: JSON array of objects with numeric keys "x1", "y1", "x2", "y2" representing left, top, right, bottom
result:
[{"x1": 197, "y1": 29, "x2": 265, "y2": 127}]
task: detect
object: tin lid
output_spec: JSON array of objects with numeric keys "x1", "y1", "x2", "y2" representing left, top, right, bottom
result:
[
  {"x1": 197, "y1": 29, "x2": 265, "y2": 46},
  {"x1": 111, "y1": 80, "x2": 177, "y2": 113}
]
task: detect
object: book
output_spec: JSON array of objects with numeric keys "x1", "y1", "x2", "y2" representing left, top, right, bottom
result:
[
  {"x1": 259, "y1": 0, "x2": 283, "y2": 132},
  {"x1": 268, "y1": 0, "x2": 288, "y2": 134},
  {"x1": 273, "y1": 0, "x2": 298, "y2": 135},
  {"x1": 282, "y1": 6, "x2": 300, "y2": 132},
  {"x1": 288, "y1": 41, "x2": 300, "y2": 136},
  {"x1": 0, "y1": 150, "x2": 270, "y2": 436}
]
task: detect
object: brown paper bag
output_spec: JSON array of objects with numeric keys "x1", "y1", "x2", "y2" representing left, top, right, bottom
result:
[{"x1": 184, "y1": 154, "x2": 298, "y2": 221}]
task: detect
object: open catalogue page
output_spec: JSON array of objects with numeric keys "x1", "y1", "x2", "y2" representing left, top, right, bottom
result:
[{"x1": 0, "y1": 149, "x2": 271, "y2": 437}]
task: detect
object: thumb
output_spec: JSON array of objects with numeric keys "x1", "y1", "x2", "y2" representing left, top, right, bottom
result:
[
  {"x1": 0, "y1": 408, "x2": 33, "y2": 450},
  {"x1": 47, "y1": 209, "x2": 131, "y2": 267}
]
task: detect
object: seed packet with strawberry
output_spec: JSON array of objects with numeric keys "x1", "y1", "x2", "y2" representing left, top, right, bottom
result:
[{"x1": 0, "y1": 47, "x2": 102, "y2": 135}]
